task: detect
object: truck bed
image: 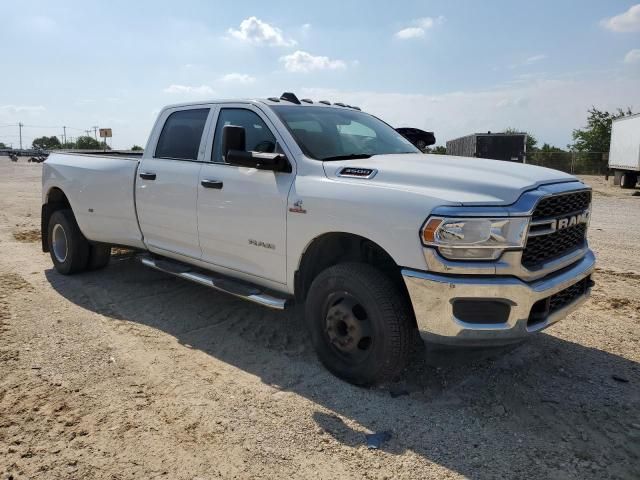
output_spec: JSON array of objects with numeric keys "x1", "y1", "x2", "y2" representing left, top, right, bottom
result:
[{"x1": 43, "y1": 152, "x2": 146, "y2": 249}]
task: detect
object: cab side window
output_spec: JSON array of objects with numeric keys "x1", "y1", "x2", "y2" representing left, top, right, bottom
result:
[
  {"x1": 155, "y1": 108, "x2": 210, "y2": 160},
  {"x1": 212, "y1": 108, "x2": 277, "y2": 163}
]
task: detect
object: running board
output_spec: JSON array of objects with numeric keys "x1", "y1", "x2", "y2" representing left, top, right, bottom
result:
[{"x1": 139, "y1": 255, "x2": 289, "y2": 310}]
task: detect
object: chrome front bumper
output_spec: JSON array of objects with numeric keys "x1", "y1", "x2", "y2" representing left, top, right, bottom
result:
[{"x1": 402, "y1": 250, "x2": 596, "y2": 346}]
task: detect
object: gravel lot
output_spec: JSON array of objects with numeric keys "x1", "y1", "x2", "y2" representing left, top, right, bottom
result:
[{"x1": 1, "y1": 159, "x2": 639, "y2": 479}]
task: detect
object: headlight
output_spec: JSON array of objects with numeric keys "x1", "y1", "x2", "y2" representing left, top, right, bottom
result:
[{"x1": 421, "y1": 217, "x2": 529, "y2": 260}]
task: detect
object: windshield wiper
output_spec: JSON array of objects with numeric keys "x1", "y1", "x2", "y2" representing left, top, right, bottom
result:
[{"x1": 321, "y1": 153, "x2": 372, "y2": 161}]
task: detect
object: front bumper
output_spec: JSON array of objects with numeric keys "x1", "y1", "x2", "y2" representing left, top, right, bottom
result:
[{"x1": 402, "y1": 249, "x2": 595, "y2": 346}]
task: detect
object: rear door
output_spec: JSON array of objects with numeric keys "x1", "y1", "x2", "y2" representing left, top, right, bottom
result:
[
  {"x1": 197, "y1": 104, "x2": 295, "y2": 284},
  {"x1": 136, "y1": 106, "x2": 211, "y2": 259}
]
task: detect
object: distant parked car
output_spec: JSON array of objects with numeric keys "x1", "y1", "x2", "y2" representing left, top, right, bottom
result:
[{"x1": 396, "y1": 128, "x2": 436, "y2": 152}]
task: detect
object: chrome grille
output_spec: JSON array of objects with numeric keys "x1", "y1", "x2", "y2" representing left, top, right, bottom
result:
[{"x1": 522, "y1": 190, "x2": 591, "y2": 270}]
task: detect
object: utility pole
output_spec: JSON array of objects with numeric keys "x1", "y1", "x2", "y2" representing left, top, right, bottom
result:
[
  {"x1": 63, "y1": 126, "x2": 66, "y2": 144},
  {"x1": 18, "y1": 122, "x2": 23, "y2": 150},
  {"x1": 92, "y1": 126, "x2": 99, "y2": 140}
]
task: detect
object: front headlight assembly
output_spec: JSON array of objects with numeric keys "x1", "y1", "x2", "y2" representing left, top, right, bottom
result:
[{"x1": 421, "y1": 217, "x2": 529, "y2": 261}]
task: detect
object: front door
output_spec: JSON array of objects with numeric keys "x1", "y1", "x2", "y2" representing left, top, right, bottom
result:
[
  {"x1": 197, "y1": 106, "x2": 294, "y2": 284},
  {"x1": 136, "y1": 107, "x2": 210, "y2": 259}
]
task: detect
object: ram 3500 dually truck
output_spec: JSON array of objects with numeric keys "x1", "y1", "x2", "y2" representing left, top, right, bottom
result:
[{"x1": 42, "y1": 93, "x2": 595, "y2": 385}]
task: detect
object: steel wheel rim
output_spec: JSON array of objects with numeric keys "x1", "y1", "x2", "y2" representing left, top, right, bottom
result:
[
  {"x1": 52, "y1": 223, "x2": 68, "y2": 263},
  {"x1": 323, "y1": 291, "x2": 374, "y2": 362}
]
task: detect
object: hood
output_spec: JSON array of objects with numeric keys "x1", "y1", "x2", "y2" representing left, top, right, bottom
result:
[{"x1": 323, "y1": 153, "x2": 576, "y2": 206}]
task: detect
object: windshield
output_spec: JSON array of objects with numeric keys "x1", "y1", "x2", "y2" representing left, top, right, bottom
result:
[{"x1": 271, "y1": 105, "x2": 419, "y2": 160}]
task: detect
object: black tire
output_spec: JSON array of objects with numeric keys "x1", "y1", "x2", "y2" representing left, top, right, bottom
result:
[
  {"x1": 88, "y1": 244, "x2": 111, "y2": 270},
  {"x1": 47, "y1": 209, "x2": 90, "y2": 275},
  {"x1": 305, "y1": 263, "x2": 415, "y2": 386},
  {"x1": 621, "y1": 172, "x2": 637, "y2": 189}
]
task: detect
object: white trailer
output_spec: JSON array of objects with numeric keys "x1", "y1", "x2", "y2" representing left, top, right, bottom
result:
[{"x1": 609, "y1": 113, "x2": 640, "y2": 189}]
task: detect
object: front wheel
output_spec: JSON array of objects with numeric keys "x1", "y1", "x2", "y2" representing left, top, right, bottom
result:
[
  {"x1": 47, "y1": 209, "x2": 90, "y2": 275},
  {"x1": 305, "y1": 263, "x2": 415, "y2": 386}
]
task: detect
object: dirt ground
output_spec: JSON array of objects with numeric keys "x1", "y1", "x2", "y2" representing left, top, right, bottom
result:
[{"x1": 1, "y1": 159, "x2": 639, "y2": 480}]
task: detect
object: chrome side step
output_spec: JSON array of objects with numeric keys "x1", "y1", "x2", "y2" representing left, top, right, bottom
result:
[{"x1": 139, "y1": 255, "x2": 289, "y2": 310}]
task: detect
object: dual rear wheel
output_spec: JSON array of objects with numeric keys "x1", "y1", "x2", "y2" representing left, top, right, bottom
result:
[{"x1": 48, "y1": 209, "x2": 111, "y2": 274}]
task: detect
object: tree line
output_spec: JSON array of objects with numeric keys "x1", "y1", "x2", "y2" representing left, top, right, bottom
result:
[{"x1": 28, "y1": 135, "x2": 143, "y2": 152}]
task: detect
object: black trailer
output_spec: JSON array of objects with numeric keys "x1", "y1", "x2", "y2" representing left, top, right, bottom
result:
[{"x1": 446, "y1": 132, "x2": 527, "y2": 162}]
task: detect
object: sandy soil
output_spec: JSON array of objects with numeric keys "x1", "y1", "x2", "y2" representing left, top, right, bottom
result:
[{"x1": 1, "y1": 159, "x2": 639, "y2": 479}]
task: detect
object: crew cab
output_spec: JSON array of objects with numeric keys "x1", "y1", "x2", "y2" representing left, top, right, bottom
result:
[{"x1": 41, "y1": 92, "x2": 595, "y2": 385}]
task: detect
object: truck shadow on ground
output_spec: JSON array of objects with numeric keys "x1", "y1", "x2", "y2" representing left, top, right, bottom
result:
[{"x1": 45, "y1": 255, "x2": 640, "y2": 479}]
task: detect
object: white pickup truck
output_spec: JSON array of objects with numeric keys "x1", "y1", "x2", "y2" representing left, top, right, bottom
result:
[{"x1": 41, "y1": 92, "x2": 595, "y2": 385}]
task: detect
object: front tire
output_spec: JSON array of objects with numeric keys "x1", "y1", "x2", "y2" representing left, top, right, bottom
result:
[
  {"x1": 47, "y1": 209, "x2": 90, "y2": 275},
  {"x1": 305, "y1": 263, "x2": 415, "y2": 386}
]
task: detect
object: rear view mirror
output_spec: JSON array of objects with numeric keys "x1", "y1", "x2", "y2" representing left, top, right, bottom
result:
[
  {"x1": 222, "y1": 125, "x2": 246, "y2": 158},
  {"x1": 226, "y1": 150, "x2": 291, "y2": 172},
  {"x1": 222, "y1": 123, "x2": 291, "y2": 172}
]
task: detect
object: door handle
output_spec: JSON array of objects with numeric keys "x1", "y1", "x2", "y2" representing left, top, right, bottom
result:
[
  {"x1": 201, "y1": 179, "x2": 223, "y2": 189},
  {"x1": 139, "y1": 171, "x2": 157, "y2": 180}
]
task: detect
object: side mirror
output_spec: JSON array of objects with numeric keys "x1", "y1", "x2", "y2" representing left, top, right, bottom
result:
[
  {"x1": 222, "y1": 124, "x2": 290, "y2": 172},
  {"x1": 226, "y1": 150, "x2": 291, "y2": 172},
  {"x1": 222, "y1": 125, "x2": 246, "y2": 158}
]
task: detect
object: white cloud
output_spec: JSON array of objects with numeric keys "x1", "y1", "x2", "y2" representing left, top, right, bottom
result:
[
  {"x1": 624, "y1": 49, "x2": 640, "y2": 64},
  {"x1": 509, "y1": 54, "x2": 548, "y2": 69},
  {"x1": 523, "y1": 54, "x2": 547, "y2": 65},
  {"x1": 228, "y1": 16, "x2": 295, "y2": 46},
  {"x1": 279, "y1": 51, "x2": 346, "y2": 73},
  {"x1": 416, "y1": 16, "x2": 445, "y2": 28},
  {"x1": 219, "y1": 73, "x2": 256, "y2": 84},
  {"x1": 395, "y1": 27, "x2": 425, "y2": 39},
  {"x1": 395, "y1": 16, "x2": 444, "y2": 39},
  {"x1": 163, "y1": 84, "x2": 215, "y2": 95},
  {"x1": 601, "y1": 4, "x2": 640, "y2": 32},
  {"x1": 0, "y1": 105, "x2": 46, "y2": 114}
]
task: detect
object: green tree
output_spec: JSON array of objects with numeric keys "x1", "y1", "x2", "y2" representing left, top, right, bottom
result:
[
  {"x1": 60, "y1": 141, "x2": 77, "y2": 149},
  {"x1": 426, "y1": 145, "x2": 447, "y2": 154},
  {"x1": 569, "y1": 107, "x2": 634, "y2": 153},
  {"x1": 76, "y1": 136, "x2": 101, "y2": 149},
  {"x1": 32, "y1": 136, "x2": 61, "y2": 150},
  {"x1": 0, "y1": 142, "x2": 6, "y2": 149},
  {"x1": 131, "y1": 145, "x2": 144, "y2": 151},
  {"x1": 504, "y1": 128, "x2": 538, "y2": 152},
  {"x1": 539, "y1": 143, "x2": 565, "y2": 153}
]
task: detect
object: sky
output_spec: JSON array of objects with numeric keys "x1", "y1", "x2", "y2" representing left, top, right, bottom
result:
[{"x1": 1, "y1": 0, "x2": 639, "y2": 150}]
